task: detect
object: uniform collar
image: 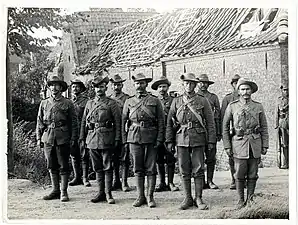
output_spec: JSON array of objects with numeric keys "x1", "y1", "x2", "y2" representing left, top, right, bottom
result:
[
  {"x1": 239, "y1": 97, "x2": 252, "y2": 105},
  {"x1": 183, "y1": 91, "x2": 196, "y2": 99},
  {"x1": 158, "y1": 93, "x2": 169, "y2": 100},
  {"x1": 50, "y1": 94, "x2": 63, "y2": 102},
  {"x1": 136, "y1": 91, "x2": 148, "y2": 99},
  {"x1": 95, "y1": 94, "x2": 106, "y2": 101}
]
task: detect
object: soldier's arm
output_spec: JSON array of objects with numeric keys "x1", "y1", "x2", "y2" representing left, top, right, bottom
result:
[
  {"x1": 220, "y1": 96, "x2": 229, "y2": 123},
  {"x1": 79, "y1": 101, "x2": 90, "y2": 141},
  {"x1": 122, "y1": 99, "x2": 129, "y2": 144},
  {"x1": 111, "y1": 100, "x2": 121, "y2": 141},
  {"x1": 203, "y1": 98, "x2": 216, "y2": 144},
  {"x1": 259, "y1": 104, "x2": 269, "y2": 148},
  {"x1": 214, "y1": 95, "x2": 222, "y2": 137},
  {"x1": 69, "y1": 101, "x2": 78, "y2": 142},
  {"x1": 36, "y1": 101, "x2": 45, "y2": 141},
  {"x1": 275, "y1": 100, "x2": 280, "y2": 129},
  {"x1": 156, "y1": 98, "x2": 165, "y2": 143},
  {"x1": 222, "y1": 104, "x2": 233, "y2": 149},
  {"x1": 165, "y1": 99, "x2": 176, "y2": 143}
]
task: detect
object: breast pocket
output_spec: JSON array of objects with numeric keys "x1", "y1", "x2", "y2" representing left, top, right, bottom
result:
[{"x1": 144, "y1": 102, "x2": 156, "y2": 116}]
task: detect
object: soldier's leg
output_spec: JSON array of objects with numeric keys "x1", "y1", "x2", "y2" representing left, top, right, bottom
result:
[
  {"x1": 155, "y1": 145, "x2": 168, "y2": 192},
  {"x1": 90, "y1": 149, "x2": 106, "y2": 203},
  {"x1": 166, "y1": 150, "x2": 179, "y2": 191},
  {"x1": 281, "y1": 129, "x2": 289, "y2": 169},
  {"x1": 121, "y1": 144, "x2": 131, "y2": 192},
  {"x1": 43, "y1": 144, "x2": 60, "y2": 200},
  {"x1": 102, "y1": 148, "x2": 115, "y2": 204},
  {"x1": 234, "y1": 157, "x2": 247, "y2": 209},
  {"x1": 130, "y1": 143, "x2": 147, "y2": 207},
  {"x1": 228, "y1": 155, "x2": 236, "y2": 189},
  {"x1": 192, "y1": 146, "x2": 208, "y2": 210},
  {"x1": 69, "y1": 142, "x2": 83, "y2": 186},
  {"x1": 145, "y1": 144, "x2": 158, "y2": 208},
  {"x1": 81, "y1": 148, "x2": 91, "y2": 187},
  {"x1": 205, "y1": 144, "x2": 218, "y2": 189},
  {"x1": 246, "y1": 157, "x2": 260, "y2": 206},
  {"x1": 177, "y1": 146, "x2": 193, "y2": 210},
  {"x1": 112, "y1": 146, "x2": 122, "y2": 191},
  {"x1": 56, "y1": 143, "x2": 71, "y2": 202}
]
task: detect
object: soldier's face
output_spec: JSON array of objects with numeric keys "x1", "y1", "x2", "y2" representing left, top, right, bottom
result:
[
  {"x1": 183, "y1": 81, "x2": 196, "y2": 93},
  {"x1": 111, "y1": 82, "x2": 123, "y2": 93},
  {"x1": 282, "y1": 88, "x2": 289, "y2": 97},
  {"x1": 72, "y1": 84, "x2": 82, "y2": 95},
  {"x1": 238, "y1": 84, "x2": 252, "y2": 99},
  {"x1": 158, "y1": 84, "x2": 169, "y2": 95},
  {"x1": 94, "y1": 83, "x2": 107, "y2": 96},
  {"x1": 49, "y1": 83, "x2": 62, "y2": 96},
  {"x1": 198, "y1": 81, "x2": 209, "y2": 91},
  {"x1": 134, "y1": 81, "x2": 147, "y2": 93}
]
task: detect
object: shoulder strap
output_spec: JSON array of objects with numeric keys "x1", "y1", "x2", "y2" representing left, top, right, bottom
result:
[
  {"x1": 176, "y1": 95, "x2": 196, "y2": 116},
  {"x1": 86, "y1": 100, "x2": 107, "y2": 121},
  {"x1": 129, "y1": 95, "x2": 155, "y2": 119}
]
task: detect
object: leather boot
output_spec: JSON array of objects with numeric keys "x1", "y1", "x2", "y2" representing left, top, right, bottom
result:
[
  {"x1": 91, "y1": 172, "x2": 107, "y2": 203},
  {"x1": 167, "y1": 165, "x2": 179, "y2": 191},
  {"x1": 82, "y1": 162, "x2": 91, "y2": 187},
  {"x1": 207, "y1": 164, "x2": 218, "y2": 189},
  {"x1": 246, "y1": 179, "x2": 257, "y2": 207},
  {"x1": 105, "y1": 171, "x2": 115, "y2": 204},
  {"x1": 155, "y1": 164, "x2": 169, "y2": 192},
  {"x1": 147, "y1": 175, "x2": 157, "y2": 208},
  {"x1": 133, "y1": 176, "x2": 147, "y2": 207},
  {"x1": 112, "y1": 162, "x2": 122, "y2": 191},
  {"x1": 60, "y1": 174, "x2": 69, "y2": 202},
  {"x1": 43, "y1": 172, "x2": 60, "y2": 200},
  {"x1": 179, "y1": 177, "x2": 193, "y2": 210},
  {"x1": 121, "y1": 165, "x2": 131, "y2": 192},
  {"x1": 194, "y1": 178, "x2": 208, "y2": 210},
  {"x1": 235, "y1": 180, "x2": 245, "y2": 209},
  {"x1": 69, "y1": 159, "x2": 83, "y2": 186}
]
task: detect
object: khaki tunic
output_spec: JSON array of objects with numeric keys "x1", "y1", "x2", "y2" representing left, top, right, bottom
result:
[
  {"x1": 80, "y1": 96, "x2": 121, "y2": 149},
  {"x1": 221, "y1": 90, "x2": 240, "y2": 122},
  {"x1": 36, "y1": 96, "x2": 78, "y2": 146},
  {"x1": 166, "y1": 92, "x2": 216, "y2": 147},
  {"x1": 222, "y1": 99, "x2": 269, "y2": 159},
  {"x1": 72, "y1": 94, "x2": 89, "y2": 131},
  {"x1": 109, "y1": 92, "x2": 130, "y2": 112}
]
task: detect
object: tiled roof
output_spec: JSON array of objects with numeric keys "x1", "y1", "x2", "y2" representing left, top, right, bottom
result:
[
  {"x1": 70, "y1": 10, "x2": 158, "y2": 65},
  {"x1": 77, "y1": 8, "x2": 288, "y2": 74}
]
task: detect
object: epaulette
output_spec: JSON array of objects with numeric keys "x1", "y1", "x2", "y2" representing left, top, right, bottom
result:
[
  {"x1": 197, "y1": 92, "x2": 205, "y2": 97},
  {"x1": 225, "y1": 92, "x2": 233, "y2": 96},
  {"x1": 252, "y1": 100, "x2": 261, "y2": 104},
  {"x1": 230, "y1": 99, "x2": 239, "y2": 104}
]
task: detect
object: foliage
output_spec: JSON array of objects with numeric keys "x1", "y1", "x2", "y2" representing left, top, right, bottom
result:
[{"x1": 13, "y1": 120, "x2": 49, "y2": 185}]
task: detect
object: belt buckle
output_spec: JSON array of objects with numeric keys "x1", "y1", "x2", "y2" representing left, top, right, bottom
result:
[
  {"x1": 188, "y1": 122, "x2": 192, "y2": 129},
  {"x1": 50, "y1": 122, "x2": 56, "y2": 128},
  {"x1": 140, "y1": 121, "x2": 145, "y2": 127},
  {"x1": 95, "y1": 123, "x2": 100, "y2": 129}
]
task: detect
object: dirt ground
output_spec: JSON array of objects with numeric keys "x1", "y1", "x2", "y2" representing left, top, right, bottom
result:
[{"x1": 6, "y1": 168, "x2": 288, "y2": 220}]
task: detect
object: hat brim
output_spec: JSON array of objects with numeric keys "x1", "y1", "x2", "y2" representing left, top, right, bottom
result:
[
  {"x1": 132, "y1": 76, "x2": 153, "y2": 83},
  {"x1": 180, "y1": 74, "x2": 199, "y2": 83},
  {"x1": 237, "y1": 81, "x2": 258, "y2": 93},
  {"x1": 110, "y1": 78, "x2": 126, "y2": 83},
  {"x1": 92, "y1": 76, "x2": 110, "y2": 87},
  {"x1": 47, "y1": 80, "x2": 68, "y2": 92},
  {"x1": 199, "y1": 80, "x2": 214, "y2": 85},
  {"x1": 151, "y1": 79, "x2": 171, "y2": 90},
  {"x1": 71, "y1": 82, "x2": 87, "y2": 92}
]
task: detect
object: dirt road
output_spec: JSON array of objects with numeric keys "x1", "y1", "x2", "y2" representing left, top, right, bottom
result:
[{"x1": 6, "y1": 168, "x2": 288, "y2": 220}]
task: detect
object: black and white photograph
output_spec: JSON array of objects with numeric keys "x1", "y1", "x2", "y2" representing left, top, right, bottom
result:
[{"x1": 2, "y1": 2, "x2": 296, "y2": 223}]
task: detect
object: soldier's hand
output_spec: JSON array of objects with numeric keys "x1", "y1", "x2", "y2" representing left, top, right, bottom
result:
[
  {"x1": 208, "y1": 143, "x2": 215, "y2": 151},
  {"x1": 261, "y1": 147, "x2": 268, "y2": 155},
  {"x1": 216, "y1": 135, "x2": 222, "y2": 142},
  {"x1": 167, "y1": 142, "x2": 174, "y2": 151},
  {"x1": 225, "y1": 148, "x2": 233, "y2": 157},
  {"x1": 37, "y1": 140, "x2": 44, "y2": 149}
]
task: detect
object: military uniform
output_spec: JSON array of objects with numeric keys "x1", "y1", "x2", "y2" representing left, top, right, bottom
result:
[
  {"x1": 166, "y1": 73, "x2": 216, "y2": 210},
  {"x1": 275, "y1": 93, "x2": 289, "y2": 169},
  {"x1": 122, "y1": 73, "x2": 165, "y2": 208},
  {"x1": 36, "y1": 76, "x2": 78, "y2": 202},
  {"x1": 222, "y1": 78, "x2": 269, "y2": 208}
]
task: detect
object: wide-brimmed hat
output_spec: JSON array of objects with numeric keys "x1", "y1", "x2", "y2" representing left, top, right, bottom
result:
[
  {"x1": 231, "y1": 74, "x2": 241, "y2": 84},
  {"x1": 180, "y1": 73, "x2": 199, "y2": 83},
  {"x1": 131, "y1": 73, "x2": 153, "y2": 83},
  {"x1": 151, "y1": 76, "x2": 171, "y2": 90},
  {"x1": 92, "y1": 75, "x2": 110, "y2": 87},
  {"x1": 197, "y1": 74, "x2": 214, "y2": 84},
  {"x1": 236, "y1": 78, "x2": 258, "y2": 93},
  {"x1": 280, "y1": 80, "x2": 289, "y2": 89},
  {"x1": 47, "y1": 76, "x2": 68, "y2": 92},
  {"x1": 110, "y1": 74, "x2": 126, "y2": 83},
  {"x1": 70, "y1": 79, "x2": 87, "y2": 92}
]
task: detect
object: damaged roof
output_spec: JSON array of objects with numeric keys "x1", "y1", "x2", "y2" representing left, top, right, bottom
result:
[{"x1": 77, "y1": 8, "x2": 288, "y2": 74}]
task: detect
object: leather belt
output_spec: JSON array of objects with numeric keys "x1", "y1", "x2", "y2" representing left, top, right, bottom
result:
[
  {"x1": 88, "y1": 121, "x2": 113, "y2": 130},
  {"x1": 180, "y1": 122, "x2": 201, "y2": 129},
  {"x1": 47, "y1": 121, "x2": 66, "y2": 128},
  {"x1": 132, "y1": 121, "x2": 156, "y2": 128}
]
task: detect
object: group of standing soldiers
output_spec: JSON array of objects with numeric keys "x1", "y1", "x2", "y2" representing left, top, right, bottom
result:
[{"x1": 36, "y1": 70, "x2": 288, "y2": 210}]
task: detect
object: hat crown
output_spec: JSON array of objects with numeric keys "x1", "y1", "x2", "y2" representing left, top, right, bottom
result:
[
  {"x1": 48, "y1": 75, "x2": 64, "y2": 82},
  {"x1": 236, "y1": 78, "x2": 258, "y2": 93},
  {"x1": 232, "y1": 74, "x2": 241, "y2": 80},
  {"x1": 133, "y1": 73, "x2": 146, "y2": 80},
  {"x1": 110, "y1": 74, "x2": 125, "y2": 83},
  {"x1": 181, "y1": 73, "x2": 197, "y2": 80}
]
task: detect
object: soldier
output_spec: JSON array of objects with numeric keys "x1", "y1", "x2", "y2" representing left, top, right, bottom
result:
[
  {"x1": 151, "y1": 76, "x2": 179, "y2": 192},
  {"x1": 122, "y1": 73, "x2": 165, "y2": 208},
  {"x1": 222, "y1": 78, "x2": 269, "y2": 209},
  {"x1": 197, "y1": 74, "x2": 221, "y2": 189},
  {"x1": 275, "y1": 81, "x2": 289, "y2": 169},
  {"x1": 79, "y1": 73, "x2": 121, "y2": 204},
  {"x1": 166, "y1": 73, "x2": 216, "y2": 210},
  {"x1": 68, "y1": 79, "x2": 91, "y2": 187},
  {"x1": 36, "y1": 75, "x2": 78, "y2": 202},
  {"x1": 220, "y1": 74, "x2": 241, "y2": 190},
  {"x1": 109, "y1": 74, "x2": 132, "y2": 192}
]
